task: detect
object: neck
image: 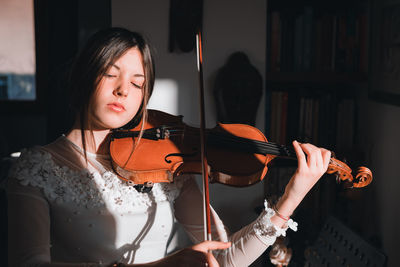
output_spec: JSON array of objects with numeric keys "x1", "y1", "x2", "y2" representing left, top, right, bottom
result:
[{"x1": 66, "y1": 127, "x2": 111, "y2": 155}]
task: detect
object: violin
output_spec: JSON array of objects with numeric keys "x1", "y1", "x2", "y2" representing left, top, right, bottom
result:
[
  {"x1": 109, "y1": 108, "x2": 373, "y2": 189},
  {"x1": 110, "y1": 30, "x2": 372, "y2": 243}
]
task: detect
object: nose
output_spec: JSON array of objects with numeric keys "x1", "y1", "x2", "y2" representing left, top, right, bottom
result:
[{"x1": 113, "y1": 79, "x2": 129, "y2": 97}]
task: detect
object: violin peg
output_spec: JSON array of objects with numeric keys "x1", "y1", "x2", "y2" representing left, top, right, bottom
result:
[{"x1": 335, "y1": 173, "x2": 341, "y2": 184}]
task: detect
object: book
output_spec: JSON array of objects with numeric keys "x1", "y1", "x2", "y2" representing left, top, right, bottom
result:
[
  {"x1": 270, "y1": 11, "x2": 281, "y2": 72},
  {"x1": 280, "y1": 91, "x2": 289, "y2": 144},
  {"x1": 270, "y1": 91, "x2": 278, "y2": 141},
  {"x1": 336, "y1": 97, "x2": 355, "y2": 153},
  {"x1": 302, "y1": 6, "x2": 313, "y2": 71},
  {"x1": 279, "y1": 11, "x2": 295, "y2": 72},
  {"x1": 358, "y1": 13, "x2": 368, "y2": 73},
  {"x1": 294, "y1": 14, "x2": 304, "y2": 71}
]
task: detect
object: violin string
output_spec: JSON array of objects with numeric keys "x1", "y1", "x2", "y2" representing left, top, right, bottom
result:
[
  {"x1": 208, "y1": 132, "x2": 296, "y2": 158},
  {"x1": 143, "y1": 127, "x2": 297, "y2": 157},
  {"x1": 147, "y1": 128, "x2": 341, "y2": 172}
]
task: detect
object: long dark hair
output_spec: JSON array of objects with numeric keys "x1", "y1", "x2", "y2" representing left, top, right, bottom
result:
[{"x1": 69, "y1": 27, "x2": 155, "y2": 154}]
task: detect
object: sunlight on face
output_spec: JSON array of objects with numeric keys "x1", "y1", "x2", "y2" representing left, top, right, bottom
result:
[{"x1": 89, "y1": 48, "x2": 145, "y2": 130}]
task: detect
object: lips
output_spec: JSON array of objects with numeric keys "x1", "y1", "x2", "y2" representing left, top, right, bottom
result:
[{"x1": 107, "y1": 102, "x2": 125, "y2": 112}]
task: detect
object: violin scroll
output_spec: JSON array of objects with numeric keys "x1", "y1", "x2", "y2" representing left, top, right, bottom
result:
[
  {"x1": 326, "y1": 158, "x2": 372, "y2": 188},
  {"x1": 353, "y1": 166, "x2": 373, "y2": 188}
]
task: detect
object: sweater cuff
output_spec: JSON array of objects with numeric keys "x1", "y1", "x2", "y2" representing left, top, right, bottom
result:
[{"x1": 253, "y1": 200, "x2": 298, "y2": 245}]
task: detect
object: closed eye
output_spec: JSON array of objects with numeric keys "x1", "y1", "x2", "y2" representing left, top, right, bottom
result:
[
  {"x1": 104, "y1": 73, "x2": 116, "y2": 78},
  {"x1": 131, "y1": 82, "x2": 143, "y2": 89}
]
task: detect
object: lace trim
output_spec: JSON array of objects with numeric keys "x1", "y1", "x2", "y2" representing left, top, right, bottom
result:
[
  {"x1": 9, "y1": 148, "x2": 189, "y2": 212},
  {"x1": 253, "y1": 200, "x2": 298, "y2": 245}
]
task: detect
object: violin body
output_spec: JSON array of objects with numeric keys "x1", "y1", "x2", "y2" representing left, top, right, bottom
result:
[
  {"x1": 110, "y1": 109, "x2": 274, "y2": 186},
  {"x1": 110, "y1": 109, "x2": 372, "y2": 188}
]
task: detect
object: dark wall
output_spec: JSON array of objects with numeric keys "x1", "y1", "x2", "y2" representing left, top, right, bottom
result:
[
  {"x1": 41, "y1": 0, "x2": 112, "y2": 144},
  {"x1": 0, "y1": 0, "x2": 111, "y2": 158},
  {"x1": 0, "y1": 1, "x2": 111, "y2": 265}
]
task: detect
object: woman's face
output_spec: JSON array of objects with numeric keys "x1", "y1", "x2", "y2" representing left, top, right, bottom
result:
[{"x1": 89, "y1": 47, "x2": 145, "y2": 130}]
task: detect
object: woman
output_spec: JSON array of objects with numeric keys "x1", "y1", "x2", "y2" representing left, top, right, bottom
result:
[{"x1": 7, "y1": 27, "x2": 330, "y2": 267}]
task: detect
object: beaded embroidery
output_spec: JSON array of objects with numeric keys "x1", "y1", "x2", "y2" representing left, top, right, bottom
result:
[{"x1": 9, "y1": 148, "x2": 188, "y2": 212}]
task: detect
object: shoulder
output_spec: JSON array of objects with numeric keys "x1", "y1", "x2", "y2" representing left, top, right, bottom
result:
[
  {"x1": 8, "y1": 135, "x2": 71, "y2": 183},
  {"x1": 6, "y1": 148, "x2": 51, "y2": 201},
  {"x1": 8, "y1": 147, "x2": 52, "y2": 185},
  {"x1": 8, "y1": 146, "x2": 67, "y2": 191},
  {"x1": 7, "y1": 145, "x2": 93, "y2": 203},
  {"x1": 6, "y1": 147, "x2": 57, "y2": 202}
]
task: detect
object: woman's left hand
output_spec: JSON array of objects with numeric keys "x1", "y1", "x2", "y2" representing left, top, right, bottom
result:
[
  {"x1": 273, "y1": 141, "x2": 331, "y2": 223},
  {"x1": 285, "y1": 140, "x2": 331, "y2": 204}
]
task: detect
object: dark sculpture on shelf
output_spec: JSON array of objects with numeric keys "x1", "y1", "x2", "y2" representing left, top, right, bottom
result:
[{"x1": 213, "y1": 51, "x2": 263, "y2": 126}]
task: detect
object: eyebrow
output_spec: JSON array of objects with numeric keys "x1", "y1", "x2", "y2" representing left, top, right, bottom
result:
[
  {"x1": 111, "y1": 64, "x2": 120, "y2": 70},
  {"x1": 111, "y1": 64, "x2": 145, "y2": 78}
]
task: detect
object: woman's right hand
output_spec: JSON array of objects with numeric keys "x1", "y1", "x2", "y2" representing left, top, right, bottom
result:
[{"x1": 147, "y1": 240, "x2": 231, "y2": 267}]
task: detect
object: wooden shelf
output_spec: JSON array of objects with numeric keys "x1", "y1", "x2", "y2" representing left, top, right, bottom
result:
[{"x1": 266, "y1": 72, "x2": 368, "y2": 85}]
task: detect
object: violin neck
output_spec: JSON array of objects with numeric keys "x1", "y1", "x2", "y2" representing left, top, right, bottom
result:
[
  {"x1": 259, "y1": 142, "x2": 297, "y2": 159},
  {"x1": 112, "y1": 127, "x2": 297, "y2": 159},
  {"x1": 207, "y1": 132, "x2": 297, "y2": 159}
]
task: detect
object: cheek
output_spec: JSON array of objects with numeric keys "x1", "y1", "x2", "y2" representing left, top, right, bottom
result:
[
  {"x1": 90, "y1": 92, "x2": 106, "y2": 115},
  {"x1": 127, "y1": 90, "x2": 144, "y2": 117}
]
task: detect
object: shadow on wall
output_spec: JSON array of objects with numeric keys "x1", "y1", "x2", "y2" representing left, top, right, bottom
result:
[{"x1": 213, "y1": 51, "x2": 263, "y2": 126}]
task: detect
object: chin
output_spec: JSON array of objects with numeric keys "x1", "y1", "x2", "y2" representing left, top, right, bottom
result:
[
  {"x1": 93, "y1": 111, "x2": 136, "y2": 130},
  {"x1": 109, "y1": 122, "x2": 130, "y2": 129},
  {"x1": 100, "y1": 118, "x2": 131, "y2": 130}
]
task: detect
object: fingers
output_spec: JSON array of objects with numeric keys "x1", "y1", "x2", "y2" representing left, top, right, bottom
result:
[
  {"x1": 207, "y1": 252, "x2": 220, "y2": 267},
  {"x1": 285, "y1": 141, "x2": 332, "y2": 206},
  {"x1": 293, "y1": 141, "x2": 331, "y2": 174},
  {"x1": 292, "y1": 140, "x2": 306, "y2": 164},
  {"x1": 191, "y1": 240, "x2": 231, "y2": 253},
  {"x1": 160, "y1": 241, "x2": 230, "y2": 267},
  {"x1": 300, "y1": 143, "x2": 321, "y2": 168},
  {"x1": 321, "y1": 148, "x2": 332, "y2": 170},
  {"x1": 190, "y1": 241, "x2": 231, "y2": 267}
]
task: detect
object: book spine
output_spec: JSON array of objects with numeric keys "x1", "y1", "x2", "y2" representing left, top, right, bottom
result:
[{"x1": 270, "y1": 11, "x2": 281, "y2": 72}]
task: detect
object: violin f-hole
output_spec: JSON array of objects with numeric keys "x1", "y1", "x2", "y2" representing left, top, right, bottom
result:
[{"x1": 165, "y1": 151, "x2": 198, "y2": 163}]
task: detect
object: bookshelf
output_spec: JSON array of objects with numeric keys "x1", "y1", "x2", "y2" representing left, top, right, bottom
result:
[
  {"x1": 267, "y1": 0, "x2": 369, "y2": 75},
  {"x1": 265, "y1": 0, "x2": 370, "y2": 153},
  {"x1": 263, "y1": 0, "x2": 371, "y2": 265},
  {"x1": 266, "y1": 72, "x2": 368, "y2": 84}
]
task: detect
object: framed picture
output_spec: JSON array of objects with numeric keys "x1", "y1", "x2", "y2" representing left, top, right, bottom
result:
[
  {"x1": 0, "y1": 0, "x2": 36, "y2": 102},
  {"x1": 369, "y1": 0, "x2": 400, "y2": 106},
  {"x1": 0, "y1": 0, "x2": 42, "y2": 114}
]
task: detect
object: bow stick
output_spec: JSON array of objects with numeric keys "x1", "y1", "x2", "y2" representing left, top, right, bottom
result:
[{"x1": 196, "y1": 30, "x2": 212, "y2": 242}]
